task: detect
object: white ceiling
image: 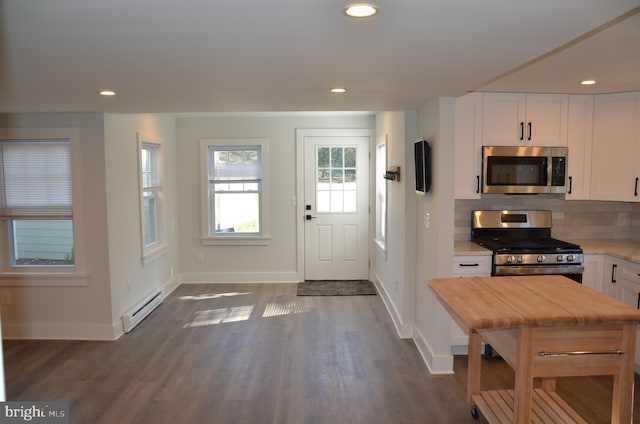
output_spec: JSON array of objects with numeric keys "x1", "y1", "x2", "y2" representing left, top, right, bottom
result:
[{"x1": 1, "y1": 0, "x2": 639, "y2": 114}]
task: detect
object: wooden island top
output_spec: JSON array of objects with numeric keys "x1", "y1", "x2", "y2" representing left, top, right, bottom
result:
[{"x1": 429, "y1": 275, "x2": 640, "y2": 330}]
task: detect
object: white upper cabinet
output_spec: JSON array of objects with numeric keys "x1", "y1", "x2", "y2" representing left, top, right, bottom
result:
[
  {"x1": 565, "y1": 95, "x2": 594, "y2": 200},
  {"x1": 454, "y1": 92, "x2": 483, "y2": 199},
  {"x1": 591, "y1": 92, "x2": 640, "y2": 202},
  {"x1": 482, "y1": 93, "x2": 568, "y2": 146}
]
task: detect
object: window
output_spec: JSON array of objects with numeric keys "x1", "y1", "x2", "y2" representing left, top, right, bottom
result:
[
  {"x1": 0, "y1": 140, "x2": 74, "y2": 267},
  {"x1": 141, "y1": 143, "x2": 159, "y2": 246},
  {"x1": 375, "y1": 136, "x2": 387, "y2": 252},
  {"x1": 200, "y1": 138, "x2": 270, "y2": 245},
  {"x1": 138, "y1": 137, "x2": 166, "y2": 264}
]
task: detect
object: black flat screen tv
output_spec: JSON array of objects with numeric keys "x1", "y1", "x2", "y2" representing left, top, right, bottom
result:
[{"x1": 414, "y1": 139, "x2": 431, "y2": 194}]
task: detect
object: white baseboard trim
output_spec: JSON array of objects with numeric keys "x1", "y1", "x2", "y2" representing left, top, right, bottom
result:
[
  {"x1": 412, "y1": 325, "x2": 454, "y2": 375},
  {"x1": 372, "y1": 274, "x2": 413, "y2": 339},
  {"x1": 180, "y1": 271, "x2": 301, "y2": 284},
  {"x1": 2, "y1": 322, "x2": 119, "y2": 341}
]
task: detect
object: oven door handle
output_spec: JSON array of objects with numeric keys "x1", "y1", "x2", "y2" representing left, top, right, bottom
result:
[{"x1": 494, "y1": 265, "x2": 584, "y2": 276}]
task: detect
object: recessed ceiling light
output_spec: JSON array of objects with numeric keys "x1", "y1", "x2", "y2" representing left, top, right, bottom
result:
[
  {"x1": 99, "y1": 90, "x2": 116, "y2": 96},
  {"x1": 330, "y1": 88, "x2": 347, "y2": 93},
  {"x1": 344, "y1": 3, "x2": 378, "y2": 18},
  {"x1": 580, "y1": 80, "x2": 596, "y2": 86}
]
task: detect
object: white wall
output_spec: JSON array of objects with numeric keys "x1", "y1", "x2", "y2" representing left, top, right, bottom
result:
[
  {"x1": 176, "y1": 114, "x2": 375, "y2": 283},
  {"x1": 412, "y1": 98, "x2": 457, "y2": 374},
  {"x1": 0, "y1": 113, "x2": 115, "y2": 339},
  {"x1": 104, "y1": 114, "x2": 180, "y2": 336},
  {"x1": 374, "y1": 111, "x2": 417, "y2": 338}
]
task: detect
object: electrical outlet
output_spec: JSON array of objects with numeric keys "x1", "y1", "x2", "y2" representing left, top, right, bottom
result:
[
  {"x1": 197, "y1": 252, "x2": 205, "y2": 263},
  {"x1": 394, "y1": 280, "x2": 399, "y2": 293},
  {"x1": 424, "y1": 212, "x2": 430, "y2": 228},
  {"x1": 1, "y1": 292, "x2": 10, "y2": 305},
  {"x1": 127, "y1": 279, "x2": 132, "y2": 293}
]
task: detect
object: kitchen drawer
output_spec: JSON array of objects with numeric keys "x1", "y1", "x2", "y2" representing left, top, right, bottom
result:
[{"x1": 453, "y1": 256, "x2": 491, "y2": 276}]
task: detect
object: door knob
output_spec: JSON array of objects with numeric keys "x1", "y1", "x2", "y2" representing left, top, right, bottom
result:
[{"x1": 305, "y1": 214, "x2": 317, "y2": 220}]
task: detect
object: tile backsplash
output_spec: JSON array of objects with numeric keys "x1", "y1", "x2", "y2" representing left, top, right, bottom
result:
[{"x1": 455, "y1": 196, "x2": 640, "y2": 242}]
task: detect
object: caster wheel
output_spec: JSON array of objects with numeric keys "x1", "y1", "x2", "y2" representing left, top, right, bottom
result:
[{"x1": 470, "y1": 405, "x2": 480, "y2": 420}]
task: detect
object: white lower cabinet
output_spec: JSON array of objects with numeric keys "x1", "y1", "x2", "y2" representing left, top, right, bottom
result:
[
  {"x1": 582, "y1": 254, "x2": 604, "y2": 292},
  {"x1": 603, "y1": 256, "x2": 620, "y2": 299},
  {"x1": 451, "y1": 255, "x2": 492, "y2": 354},
  {"x1": 617, "y1": 261, "x2": 640, "y2": 365}
]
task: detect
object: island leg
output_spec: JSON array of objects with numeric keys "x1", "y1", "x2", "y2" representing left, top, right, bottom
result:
[
  {"x1": 514, "y1": 327, "x2": 534, "y2": 423},
  {"x1": 611, "y1": 324, "x2": 636, "y2": 424},
  {"x1": 467, "y1": 329, "x2": 482, "y2": 405}
]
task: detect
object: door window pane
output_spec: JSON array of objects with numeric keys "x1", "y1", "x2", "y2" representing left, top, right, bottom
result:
[{"x1": 316, "y1": 146, "x2": 357, "y2": 213}]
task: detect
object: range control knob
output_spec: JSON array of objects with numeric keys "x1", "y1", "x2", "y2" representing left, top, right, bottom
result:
[
  {"x1": 556, "y1": 255, "x2": 564, "y2": 262},
  {"x1": 516, "y1": 256, "x2": 525, "y2": 264},
  {"x1": 537, "y1": 255, "x2": 546, "y2": 263},
  {"x1": 506, "y1": 255, "x2": 515, "y2": 264},
  {"x1": 567, "y1": 254, "x2": 574, "y2": 262}
]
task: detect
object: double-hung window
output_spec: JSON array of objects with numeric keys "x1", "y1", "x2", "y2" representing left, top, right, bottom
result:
[
  {"x1": 200, "y1": 138, "x2": 270, "y2": 245},
  {"x1": 141, "y1": 143, "x2": 160, "y2": 246},
  {"x1": 138, "y1": 137, "x2": 166, "y2": 264},
  {"x1": 0, "y1": 135, "x2": 78, "y2": 274}
]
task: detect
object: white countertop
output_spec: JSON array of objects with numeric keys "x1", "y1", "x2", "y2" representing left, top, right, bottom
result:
[
  {"x1": 454, "y1": 241, "x2": 492, "y2": 256},
  {"x1": 570, "y1": 239, "x2": 640, "y2": 263},
  {"x1": 455, "y1": 239, "x2": 640, "y2": 264}
]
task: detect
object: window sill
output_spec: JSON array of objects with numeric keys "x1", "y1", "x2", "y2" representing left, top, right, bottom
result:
[
  {"x1": 374, "y1": 238, "x2": 387, "y2": 257},
  {"x1": 141, "y1": 243, "x2": 169, "y2": 266},
  {"x1": 201, "y1": 235, "x2": 271, "y2": 246},
  {"x1": 0, "y1": 271, "x2": 89, "y2": 287}
]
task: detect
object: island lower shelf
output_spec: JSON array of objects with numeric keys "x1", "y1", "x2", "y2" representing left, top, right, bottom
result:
[{"x1": 472, "y1": 389, "x2": 587, "y2": 424}]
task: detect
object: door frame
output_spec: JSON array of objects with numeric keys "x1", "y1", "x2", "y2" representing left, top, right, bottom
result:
[{"x1": 295, "y1": 128, "x2": 375, "y2": 281}]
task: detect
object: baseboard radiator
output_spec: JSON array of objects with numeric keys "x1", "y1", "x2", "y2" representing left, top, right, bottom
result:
[{"x1": 122, "y1": 288, "x2": 164, "y2": 333}]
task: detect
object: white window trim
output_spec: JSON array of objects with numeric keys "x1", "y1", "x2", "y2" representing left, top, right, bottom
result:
[
  {"x1": 200, "y1": 138, "x2": 271, "y2": 246},
  {"x1": 137, "y1": 133, "x2": 168, "y2": 266},
  {"x1": 0, "y1": 128, "x2": 88, "y2": 286},
  {"x1": 374, "y1": 135, "x2": 387, "y2": 255}
]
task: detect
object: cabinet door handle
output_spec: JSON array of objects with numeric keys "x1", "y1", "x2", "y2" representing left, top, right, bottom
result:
[
  {"x1": 459, "y1": 263, "x2": 480, "y2": 267},
  {"x1": 568, "y1": 176, "x2": 572, "y2": 194},
  {"x1": 635, "y1": 177, "x2": 639, "y2": 196},
  {"x1": 611, "y1": 264, "x2": 617, "y2": 283},
  {"x1": 476, "y1": 175, "x2": 480, "y2": 194},
  {"x1": 527, "y1": 122, "x2": 532, "y2": 141},
  {"x1": 519, "y1": 122, "x2": 524, "y2": 141},
  {"x1": 637, "y1": 292, "x2": 640, "y2": 310}
]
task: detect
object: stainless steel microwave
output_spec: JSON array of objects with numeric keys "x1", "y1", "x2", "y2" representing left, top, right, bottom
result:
[{"x1": 482, "y1": 146, "x2": 568, "y2": 194}]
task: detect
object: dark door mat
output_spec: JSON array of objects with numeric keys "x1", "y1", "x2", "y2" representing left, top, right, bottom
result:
[{"x1": 297, "y1": 280, "x2": 377, "y2": 296}]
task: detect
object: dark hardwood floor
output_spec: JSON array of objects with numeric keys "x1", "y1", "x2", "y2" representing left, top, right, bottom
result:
[{"x1": 3, "y1": 283, "x2": 640, "y2": 423}]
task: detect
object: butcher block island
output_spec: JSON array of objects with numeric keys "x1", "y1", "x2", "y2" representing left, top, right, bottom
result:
[{"x1": 429, "y1": 275, "x2": 640, "y2": 424}]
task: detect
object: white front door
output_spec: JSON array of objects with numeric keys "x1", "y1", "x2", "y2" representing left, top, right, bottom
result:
[{"x1": 303, "y1": 135, "x2": 369, "y2": 280}]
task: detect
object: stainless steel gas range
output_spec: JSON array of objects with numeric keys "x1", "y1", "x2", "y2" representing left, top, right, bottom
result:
[{"x1": 471, "y1": 210, "x2": 584, "y2": 283}]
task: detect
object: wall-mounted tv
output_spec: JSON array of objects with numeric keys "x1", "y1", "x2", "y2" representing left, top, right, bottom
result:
[{"x1": 414, "y1": 139, "x2": 431, "y2": 194}]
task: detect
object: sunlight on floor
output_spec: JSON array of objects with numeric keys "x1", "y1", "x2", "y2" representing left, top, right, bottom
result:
[
  {"x1": 178, "y1": 292, "x2": 252, "y2": 300},
  {"x1": 262, "y1": 301, "x2": 310, "y2": 318},
  {"x1": 183, "y1": 305, "x2": 254, "y2": 328}
]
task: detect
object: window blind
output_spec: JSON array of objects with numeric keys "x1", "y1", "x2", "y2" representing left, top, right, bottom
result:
[
  {"x1": 209, "y1": 147, "x2": 260, "y2": 182},
  {"x1": 0, "y1": 140, "x2": 73, "y2": 218}
]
